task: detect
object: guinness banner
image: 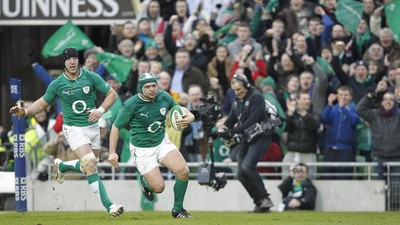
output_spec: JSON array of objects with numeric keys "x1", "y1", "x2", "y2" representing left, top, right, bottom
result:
[{"x1": 0, "y1": 0, "x2": 141, "y2": 25}]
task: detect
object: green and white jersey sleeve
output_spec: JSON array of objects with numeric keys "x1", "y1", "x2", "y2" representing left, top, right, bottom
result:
[
  {"x1": 43, "y1": 69, "x2": 111, "y2": 127},
  {"x1": 114, "y1": 90, "x2": 178, "y2": 148}
]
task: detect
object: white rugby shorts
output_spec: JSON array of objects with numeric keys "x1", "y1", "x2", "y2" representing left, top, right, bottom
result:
[
  {"x1": 130, "y1": 134, "x2": 177, "y2": 174},
  {"x1": 63, "y1": 124, "x2": 101, "y2": 150}
]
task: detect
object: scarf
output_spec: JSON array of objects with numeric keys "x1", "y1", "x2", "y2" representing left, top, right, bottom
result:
[
  {"x1": 380, "y1": 106, "x2": 398, "y2": 118},
  {"x1": 357, "y1": 31, "x2": 371, "y2": 56}
]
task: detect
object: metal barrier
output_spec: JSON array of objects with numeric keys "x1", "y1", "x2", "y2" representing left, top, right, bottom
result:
[
  {"x1": 86, "y1": 161, "x2": 399, "y2": 180},
  {"x1": 41, "y1": 161, "x2": 399, "y2": 211}
]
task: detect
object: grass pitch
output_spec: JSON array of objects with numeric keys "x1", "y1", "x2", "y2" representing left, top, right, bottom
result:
[{"x1": 1, "y1": 211, "x2": 399, "y2": 225}]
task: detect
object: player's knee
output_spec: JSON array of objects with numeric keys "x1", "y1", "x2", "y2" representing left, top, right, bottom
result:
[
  {"x1": 151, "y1": 182, "x2": 165, "y2": 193},
  {"x1": 175, "y1": 165, "x2": 190, "y2": 180},
  {"x1": 80, "y1": 153, "x2": 97, "y2": 174},
  {"x1": 84, "y1": 159, "x2": 98, "y2": 174}
]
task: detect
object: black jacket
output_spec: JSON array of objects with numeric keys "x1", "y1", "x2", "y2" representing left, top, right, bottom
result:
[
  {"x1": 225, "y1": 87, "x2": 267, "y2": 134},
  {"x1": 278, "y1": 177, "x2": 317, "y2": 210},
  {"x1": 286, "y1": 110, "x2": 321, "y2": 154}
]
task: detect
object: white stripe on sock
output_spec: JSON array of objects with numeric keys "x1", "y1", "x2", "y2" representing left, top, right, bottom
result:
[
  {"x1": 89, "y1": 181, "x2": 100, "y2": 199},
  {"x1": 63, "y1": 159, "x2": 80, "y2": 166}
]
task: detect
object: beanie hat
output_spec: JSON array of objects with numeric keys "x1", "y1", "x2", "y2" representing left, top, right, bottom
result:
[
  {"x1": 61, "y1": 48, "x2": 79, "y2": 63},
  {"x1": 260, "y1": 76, "x2": 276, "y2": 89},
  {"x1": 354, "y1": 60, "x2": 369, "y2": 70},
  {"x1": 137, "y1": 73, "x2": 158, "y2": 94},
  {"x1": 145, "y1": 39, "x2": 159, "y2": 50}
]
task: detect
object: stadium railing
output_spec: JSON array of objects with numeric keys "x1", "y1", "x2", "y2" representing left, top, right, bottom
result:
[{"x1": 47, "y1": 161, "x2": 400, "y2": 181}]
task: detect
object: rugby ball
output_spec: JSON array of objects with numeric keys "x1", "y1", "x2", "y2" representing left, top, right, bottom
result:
[{"x1": 169, "y1": 105, "x2": 185, "y2": 131}]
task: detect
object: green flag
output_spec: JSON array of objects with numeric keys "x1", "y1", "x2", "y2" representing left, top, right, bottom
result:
[
  {"x1": 334, "y1": 0, "x2": 364, "y2": 35},
  {"x1": 95, "y1": 52, "x2": 133, "y2": 83},
  {"x1": 385, "y1": 0, "x2": 400, "y2": 42},
  {"x1": 41, "y1": 20, "x2": 94, "y2": 58}
]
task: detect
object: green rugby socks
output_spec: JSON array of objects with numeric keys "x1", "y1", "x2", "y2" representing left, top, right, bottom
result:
[{"x1": 173, "y1": 177, "x2": 188, "y2": 211}]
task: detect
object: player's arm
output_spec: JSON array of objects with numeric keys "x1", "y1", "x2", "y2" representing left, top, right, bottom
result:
[
  {"x1": 108, "y1": 124, "x2": 120, "y2": 168},
  {"x1": 10, "y1": 97, "x2": 49, "y2": 117},
  {"x1": 100, "y1": 87, "x2": 118, "y2": 111},
  {"x1": 88, "y1": 88, "x2": 118, "y2": 122},
  {"x1": 177, "y1": 107, "x2": 195, "y2": 129}
]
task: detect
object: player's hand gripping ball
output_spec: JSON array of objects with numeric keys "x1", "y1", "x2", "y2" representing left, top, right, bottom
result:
[{"x1": 169, "y1": 105, "x2": 185, "y2": 131}]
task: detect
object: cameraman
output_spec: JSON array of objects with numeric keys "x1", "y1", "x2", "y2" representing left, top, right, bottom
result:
[{"x1": 218, "y1": 73, "x2": 274, "y2": 213}]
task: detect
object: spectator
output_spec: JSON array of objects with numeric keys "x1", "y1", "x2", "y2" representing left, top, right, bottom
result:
[
  {"x1": 298, "y1": 55, "x2": 328, "y2": 116},
  {"x1": 28, "y1": 108, "x2": 58, "y2": 180},
  {"x1": 117, "y1": 39, "x2": 136, "y2": 59},
  {"x1": 181, "y1": 84, "x2": 207, "y2": 162},
  {"x1": 141, "y1": 39, "x2": 162, "y2": 62},
  {"x1": 356, "y1": 17, "x2": 378, "y2": 57},
  {"x1": 149, "y1": 60, "x2": 162, "y2": 75},
  {"x1": 278, "y1": 163, "x2": 317, "y2": 211},
  {"x1": 283, "y1": 90, "x2": 321, "y2": 179},
  {"x1": 154, "y1": 33, "x2": 173, "y2": 69},
  {"x1": 321, "y1": 86, "x2": 360, "y2": 179},
  {"x1": 139, "y1": 0, "x2": 163, "y2": 34},
  {"x1": 137, "y1": 17, "x2": 154, "y2": 45},
  {"x1": 207, "y1": 45, "x2": 233, "y2": 97},
  {"x1": 362, "y1": 43, "x2": 384, "y2": 67},
  {"x1": 263, "y1": 18, "x2": 288, "y2": 58},
  {"x1": 332, "y1": 42, "x2": 379, "y2": 104},
  {"x1": 227, "y1": 22, "x2": 262, "y2": 60},
  {"x1": 108, "y1": 21, "x2": 144, "y2": 58},
  {"x1": 167, "y1": 48, "x2": 208, "y2": 95},
  {"x1": 164, "y1": 15, "x2": 208, "y2": 71},
  {"x1": 277, "y1": 75, "x2": 300, "y2": 112},
  {"x1": 356, "y1": 80, "x2": 400, "y2": 181},
  {"x1": 230, "y1": 44, "x2": 267, "y2": 86},
  {"x1": 356, "y1": 80, "x2": 400, "y2": 209},
  {"x1": 268, "y1": 38, "x2": 301, "y2": 93}
]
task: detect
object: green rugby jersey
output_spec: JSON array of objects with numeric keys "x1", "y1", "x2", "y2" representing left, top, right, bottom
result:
[
  {"x1": 43, "y1": 68, "x2": 111, "y2": 127},
  {"x1": 114, "y1": 90, "x2": 178, "y2": 148}
]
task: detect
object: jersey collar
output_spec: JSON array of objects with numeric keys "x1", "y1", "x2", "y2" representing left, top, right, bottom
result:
[
  {"x1": 138, "y1": 93, "x2": 153, "y2": 102},
  {"x1": 63, "y1": 67, "x2": 82, "y2": 80}
]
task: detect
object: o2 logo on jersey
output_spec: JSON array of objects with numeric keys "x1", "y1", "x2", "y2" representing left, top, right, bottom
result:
[
  {"x1": 148, "y1": 121, "x2": 162, "y2": 133},
  {"x1": 72, "y1": 100, "x2": 87, "y2": 114}
]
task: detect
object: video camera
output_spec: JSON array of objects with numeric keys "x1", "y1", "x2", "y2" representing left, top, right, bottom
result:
[
  {"x1": 191, "y1": 94, "x2": 222, "y2": 136},
  {"x1": 191, "y1": 94, "x2": 227, "y2": 191}
]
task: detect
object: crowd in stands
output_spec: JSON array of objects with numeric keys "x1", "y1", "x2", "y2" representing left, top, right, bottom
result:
[{"x1": 2, "y1": 0, "x2": 400, "y2": 184}]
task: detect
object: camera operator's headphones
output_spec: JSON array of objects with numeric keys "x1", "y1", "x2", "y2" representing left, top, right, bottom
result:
[{"x1": 232, "y1": 73, "x2": 251, "y2": 89}]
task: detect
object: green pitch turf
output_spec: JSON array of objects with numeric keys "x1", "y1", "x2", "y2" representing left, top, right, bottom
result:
[{"x1": 1, "y1": 211, "x2": 399, "y2": 225}]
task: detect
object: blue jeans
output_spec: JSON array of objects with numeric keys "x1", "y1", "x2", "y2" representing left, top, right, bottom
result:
[
  {"x1": 237, "y1": 135, "x2": 270, "y2": 205},
  {"x1": 374, "y1": 156, "x2": 400, "y2": 182}
]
